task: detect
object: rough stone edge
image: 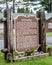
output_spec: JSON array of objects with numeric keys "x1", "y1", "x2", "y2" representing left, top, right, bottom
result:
[{"x1": 14, "y1": 53, "x2": 49, "y2": 61}]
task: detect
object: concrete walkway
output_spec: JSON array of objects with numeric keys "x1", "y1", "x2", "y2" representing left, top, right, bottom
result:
[
  {"x1": 0, "y1": 39, "x2": 4, "y2": 50},
  {"x1": 46, "y1": 36, "x2": 52, "y2": 45}
]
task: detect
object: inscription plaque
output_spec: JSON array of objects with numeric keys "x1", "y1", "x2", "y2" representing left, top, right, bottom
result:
[{"x1": 14, "y1": 16, "x2": 39, "y2": 52}]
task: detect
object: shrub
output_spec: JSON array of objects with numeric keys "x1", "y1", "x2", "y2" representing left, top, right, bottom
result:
[{"x1": 25, "y1": 49, "x2": 34, "y2": 56}]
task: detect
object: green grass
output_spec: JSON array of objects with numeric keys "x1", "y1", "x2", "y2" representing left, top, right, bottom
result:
[
  {"x1": 0, "y1": 51, "x2": 52, "y2": 65},
  {"x1": 46, "y1": 32, "x2": 52, "y2": 36},
  {"x1": 46, "y1": 45, "x2": 52, "y2": 49},
  {"x1": 0, "y1": 34, "x2": 4, "y2": 39},
  {"x1": 46, "y1": 45, "x2": 52, "y2": 52}
]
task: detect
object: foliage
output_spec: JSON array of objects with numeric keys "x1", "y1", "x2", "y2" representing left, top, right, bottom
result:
[
  {"x1": 14, "y1": 51, "x2": 24, "y2": 56},
  {"x1": 23, "y1": 0, "x2": 30, "y2": 2},
  {"x1": 45, "y1": 5, "x2": 49, "y2": 10},
  {"x1": 25, "y1": 7, "x2": 29, "y2": 13},
  {"x1": 17, "y1": 8, "x2": 24, "y2": 13},
  {"x1": 4, "y1": 0, "x2": 12, "y2": 2},
  {"x1": 14, "y1": 51, "x2": 18, "y2": 56},
  {"x1": 30, "y1": 0, "x2": 35, "y2": 1},
  {"x1": 17, "y1": 7, "x2": 29, "y2": 13},
  {"x1": 40, "y1": 0, "x2": 50, "y2": 12},
  {"x1": 25, "y1": 49, "x2": 35, "y2": 56}
]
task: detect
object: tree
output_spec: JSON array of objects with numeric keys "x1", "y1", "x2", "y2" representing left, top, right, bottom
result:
[
  {"x1": 23, "y1": 0, "x2": 30, "y2": 2},
  {"x1": 40, "y1": 0, "x2": 50, "y2": 12},
  {"x1": 25, "y1": 7, "x2": 29, "y2": 13},
  {"x1": 17, "y1": 8, "x2": 24, "y2": 13}
]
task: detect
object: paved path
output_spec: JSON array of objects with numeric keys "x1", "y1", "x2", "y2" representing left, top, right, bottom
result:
[
  {"x1": 46, "y1": 36, "x2": 52, "y2": 45},
  {"x1": 0, "y1": 40, "x2": 4, "y2": 50}
]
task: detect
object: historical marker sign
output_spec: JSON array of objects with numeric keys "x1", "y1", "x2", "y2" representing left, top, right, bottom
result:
[{"x1": 14, "y1": 16, "x2": 39, "y2": 52}]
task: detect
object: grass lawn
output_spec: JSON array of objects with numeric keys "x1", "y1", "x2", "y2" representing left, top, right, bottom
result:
[
  {"x1": 0, "y1": 51, "x2": 52, "y2": 65},
  {"x1": 0, "y1": 33, "x2": 52, "y2": 65},
  {"x1": 46, "y1": 45, "x2": 52, "y2": 52},
  {"x1": 46, "y1": 32, "x2": 52, "y2": 36}
]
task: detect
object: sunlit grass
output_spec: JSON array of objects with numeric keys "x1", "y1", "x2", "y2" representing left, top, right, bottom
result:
[
  {"x1": 46, "y1": 32, "x2": 52, "y2": 37},
  {"x1": 0, "y1": 51, "x2": 52, "y2": 65},
  {"x1": 46, "y1": 45, "x2": 52, "y2": 52}
]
